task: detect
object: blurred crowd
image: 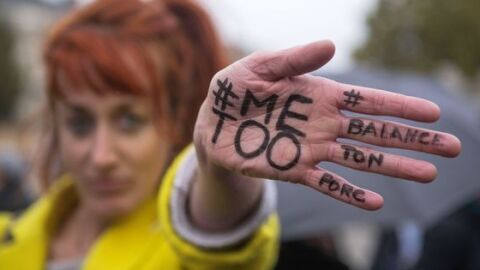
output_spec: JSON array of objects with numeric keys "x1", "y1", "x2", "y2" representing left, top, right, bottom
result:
[{"x1": 0, "y1": 148, "x2": 31, "y2": 212}]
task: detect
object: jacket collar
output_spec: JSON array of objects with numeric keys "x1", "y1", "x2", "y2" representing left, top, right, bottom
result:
[{"x1": 0, "y1": 175, "x2": 160, "y2": 270}]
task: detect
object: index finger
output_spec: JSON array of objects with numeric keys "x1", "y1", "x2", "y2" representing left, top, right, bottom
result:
[{"x1": 336, "y1": 82, "x2": 441, "y2": 122}]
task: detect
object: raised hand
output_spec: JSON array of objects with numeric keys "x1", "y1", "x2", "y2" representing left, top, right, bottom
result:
[{"x1": 193, "y1": 40, "x2": 461, "y2": 210}]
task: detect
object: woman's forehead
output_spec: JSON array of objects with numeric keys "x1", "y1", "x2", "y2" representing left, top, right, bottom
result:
[{"x1": 55, "y1": 90, "x2": 151, "y2": 113}]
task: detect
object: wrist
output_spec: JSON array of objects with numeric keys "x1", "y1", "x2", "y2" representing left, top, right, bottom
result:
[{"x1": 169, "y1": 147, "x2": 277, "y2": 249}]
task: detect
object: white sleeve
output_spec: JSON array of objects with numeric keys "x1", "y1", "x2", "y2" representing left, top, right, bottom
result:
[{"x1": 169, "y1": 147, "x2": 277, "y2": 249}]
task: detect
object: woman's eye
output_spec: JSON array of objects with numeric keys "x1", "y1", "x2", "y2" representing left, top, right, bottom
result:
[
  {"x1": 66, "y1": 115, "x2": 94, "y2": 137},
  {"x1": 118, "y1": 113, "x2": 145, "y2": 133}
]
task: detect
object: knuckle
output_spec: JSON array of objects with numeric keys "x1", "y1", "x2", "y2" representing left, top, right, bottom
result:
[
  {"x1": 304, "y1": 168, "x2": 316, "y2": 186},
  {"x1": 326, "y1": 143, "x2": 337, "y2": 162},
  {"x1": 399, "y1": 95, "x2": 408, "y2": 118},
  {"x1": 335, "y1": 81, "x2": 345, "y2": 106},
  {"x1": 373, "y1": 94, "x2": 386, "y2": 114},
  {"x1": 394, "y1": 157, "x2": 403, "y2": 178},
  {"x1": 244, "y1": 50, "x2": 271, "y2": 70},
  {"x1": 337, "y1": 116, "x2": 346, "y2": 136},
  {"x1": 285, "y1": 55, "x2": 301, "y2": 75}
]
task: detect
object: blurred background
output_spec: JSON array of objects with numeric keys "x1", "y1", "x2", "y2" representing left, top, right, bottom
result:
[{"x1": 0, "y1": 0, "x2": 479, "y2": 269}]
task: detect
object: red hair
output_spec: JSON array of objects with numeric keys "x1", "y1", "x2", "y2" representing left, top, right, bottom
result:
[{"x1": 37, "y1": 0, "x2": 227, "y2": 190}]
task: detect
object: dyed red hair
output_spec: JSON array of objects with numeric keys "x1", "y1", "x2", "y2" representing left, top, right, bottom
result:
[{"x1": 37, "y1": 0, "x2": 227, "y2": 190}]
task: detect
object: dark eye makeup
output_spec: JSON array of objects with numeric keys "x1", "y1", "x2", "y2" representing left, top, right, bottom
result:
[
  {"x1": 60, "y1": 101, "x2": 150, "y2": 137},
  {"x1": 65, "y1": 108, "x2": 95, "y2": 138},
  {"x1": 117, "y1": 111, "x2": 146, "y2": 133}
]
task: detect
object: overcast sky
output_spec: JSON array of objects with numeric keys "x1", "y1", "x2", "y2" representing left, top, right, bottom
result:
[{"x1": 198, "y1": 0, "x2": 378, "y2": 73}]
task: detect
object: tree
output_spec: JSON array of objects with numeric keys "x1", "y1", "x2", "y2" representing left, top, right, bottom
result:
[
  {"x1": 355, "y1": 0, "x2": 480, "y2": 81},
  {"x1": 0, "y1": 12, "x2": 22, "y2": 121}
]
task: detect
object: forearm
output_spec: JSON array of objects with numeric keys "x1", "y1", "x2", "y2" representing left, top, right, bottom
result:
[{"x1": 189, "y1": 156, "x2": 264, "y2": 231}]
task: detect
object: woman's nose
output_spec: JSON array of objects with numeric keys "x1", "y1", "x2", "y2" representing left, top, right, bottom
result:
[{"x1": 90, "y1": 126, "x2": 118, "y2": 171}]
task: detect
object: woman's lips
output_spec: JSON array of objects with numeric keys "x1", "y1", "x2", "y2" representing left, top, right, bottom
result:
[{"x1": 88, "y1": 178, "x2": 129, "y2": 194}]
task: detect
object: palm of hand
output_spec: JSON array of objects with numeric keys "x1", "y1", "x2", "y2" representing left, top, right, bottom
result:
[
  {"x1": 194, "y1": 41, "x2": 461, "y2": 210},
  {"x1": 199, "y1": 68, "x2": 339, "y2": 179}
]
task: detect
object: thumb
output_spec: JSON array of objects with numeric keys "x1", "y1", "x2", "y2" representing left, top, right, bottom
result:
[{"x1": 243, "y1": 40, "x2": 335, "y2": 81}]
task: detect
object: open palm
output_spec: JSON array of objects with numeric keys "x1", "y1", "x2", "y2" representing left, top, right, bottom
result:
[{"x1": 194, "y1": 41, "x2": 461, "y2": 210}]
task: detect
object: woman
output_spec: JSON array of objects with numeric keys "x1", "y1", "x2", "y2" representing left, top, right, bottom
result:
[
  {"x1": 0, "y1": 0, "x2": 461, "y2": 269},
  {"x1": 0, "y1": 0, "x2": 278, "y2": 269}
]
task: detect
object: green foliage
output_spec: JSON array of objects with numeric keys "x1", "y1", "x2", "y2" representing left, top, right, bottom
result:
[
  {"x1": 355, "y1": 0, "x2": 480, "y2": 78},
  {"x1": 0, "y1": 13, "x2": 21, "y2": 122}
]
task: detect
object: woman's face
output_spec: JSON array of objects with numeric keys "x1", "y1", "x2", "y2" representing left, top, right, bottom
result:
[{"x1": 55, "y1": 90, "x2": 168, "y2": 220}]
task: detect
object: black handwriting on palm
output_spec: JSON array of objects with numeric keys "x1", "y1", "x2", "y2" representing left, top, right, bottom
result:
[{"x1": 194, "y1": 41, "x2": 461, "y2": 210}]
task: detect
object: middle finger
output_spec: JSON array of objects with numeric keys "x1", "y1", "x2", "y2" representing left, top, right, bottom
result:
[{"x1": 337, "y1": 116, "x2": 461, "y2": 157}]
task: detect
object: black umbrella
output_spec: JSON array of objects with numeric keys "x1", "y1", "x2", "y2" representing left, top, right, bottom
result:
[{"x1": 277, "y1": 67, "x2": 480, "y2": 240}]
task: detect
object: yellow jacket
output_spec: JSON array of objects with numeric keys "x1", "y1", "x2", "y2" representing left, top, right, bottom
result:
[{"x1": 0, "y1": 149, "x2": 279, "y2": 269}]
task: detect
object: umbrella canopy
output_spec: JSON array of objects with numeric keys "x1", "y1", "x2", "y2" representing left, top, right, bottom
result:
[{"x1": 277, "y1": 67, "x2": 480, "y2": 240}]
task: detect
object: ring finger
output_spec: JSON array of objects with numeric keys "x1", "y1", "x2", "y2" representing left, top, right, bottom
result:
[{"x1": 323, "y1": 142, "x2": 437, "y2": 182}]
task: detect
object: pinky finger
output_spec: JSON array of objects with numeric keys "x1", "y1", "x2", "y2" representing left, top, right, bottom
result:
[{"x1": 304, "y1": 168, "x2": 384, "y2": 210}]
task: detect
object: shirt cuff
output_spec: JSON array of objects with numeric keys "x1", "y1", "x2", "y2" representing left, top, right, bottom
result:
[{"x1": 169, "y1": 147, "x2": 277, "y2": 249}]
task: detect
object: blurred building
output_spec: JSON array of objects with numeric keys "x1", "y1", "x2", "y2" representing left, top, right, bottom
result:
[
  {"x1": 0, "y1": 0, "x2": 75, "y2": 161},
  {"x1": 0, "y1": 0, "x2": 72, "y2": 120}
]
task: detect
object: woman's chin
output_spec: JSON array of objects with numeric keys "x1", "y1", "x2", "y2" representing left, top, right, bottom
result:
[{"x1": 83, "y1": 196, "x2": 139, "y2": 220}]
